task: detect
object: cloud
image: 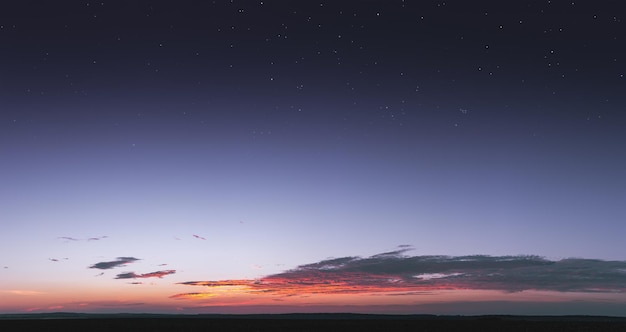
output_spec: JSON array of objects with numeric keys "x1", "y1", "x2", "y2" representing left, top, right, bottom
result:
[
  {"x1": 115, "y1": 270, "x2": 176, "y2": 279},
  {"x1": 48, "y1": 257, "x2": 68, "y2": 262},
  {"x1": 2, "y1": 290, "x2": 46, "y2": 296},
  {"x1": 178, "y1": 280, "x2": 252, "y2": 287},
  {"x1": 89, "y1": 257, "x2": 139, "y2": 270},
  {"x1": 173, "y1": 249, "x2": 626, "y2": 299},
  {"x1": 115, "y1": 272, "x2": 140, "y2": 279},
  {"x1": 170, "y1": 293, "x2": 217, "y2": 300},
  {"x1": 87, "y1": 236, "x2": 108, "y2": 241},
  {"x1": 58, "y1": 236, "x2": 108, "y2": 242},
  {"x1": 58, "y1": 236, "x2": 79, "y2": 241}
]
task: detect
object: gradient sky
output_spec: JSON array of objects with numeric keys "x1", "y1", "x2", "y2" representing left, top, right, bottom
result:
[{"x1": 1, "y1": 1, "x2": 625, "y2": 316}]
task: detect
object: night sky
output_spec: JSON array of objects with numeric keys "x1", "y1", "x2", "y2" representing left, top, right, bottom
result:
[{"x1": 1, "y1": 1, "x2": 626, "y2": 315}]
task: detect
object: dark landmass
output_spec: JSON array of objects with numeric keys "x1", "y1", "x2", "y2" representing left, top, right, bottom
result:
[{"x1": 1, "y1": 313, "x2": 626, "y2": 331}]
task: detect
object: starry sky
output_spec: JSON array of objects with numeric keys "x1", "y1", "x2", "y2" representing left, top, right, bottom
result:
[{"x1": 1, "y1": 1, "x2": 626, "y2": 316}]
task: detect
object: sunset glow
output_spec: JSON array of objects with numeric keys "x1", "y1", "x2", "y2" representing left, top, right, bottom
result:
[{"x1": 2, "y1": 0, "x2": 625, "y2": 317}]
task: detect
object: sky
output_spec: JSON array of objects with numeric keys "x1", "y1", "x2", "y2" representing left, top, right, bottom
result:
[{"x1": 1, "y1": 0, "x2": 625, "y2": 316}]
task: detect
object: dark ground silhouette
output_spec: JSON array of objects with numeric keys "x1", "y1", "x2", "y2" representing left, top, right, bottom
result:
[{"x1": 2, "y1": 314, "x2": 626, "y2": 332}]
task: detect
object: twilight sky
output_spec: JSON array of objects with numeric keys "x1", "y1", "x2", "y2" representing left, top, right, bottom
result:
[{"x1": 1, "y1": 1, "x2": 625, "y2": 316}]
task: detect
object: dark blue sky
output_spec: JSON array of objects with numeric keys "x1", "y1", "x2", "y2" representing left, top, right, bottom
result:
[{"x1": 1, "y1": 1, "x2": 625, "y2": 315}]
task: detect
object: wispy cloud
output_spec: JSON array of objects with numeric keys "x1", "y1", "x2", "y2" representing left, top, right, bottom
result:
[
  {"x1": 170, "y1": 293, "x2": 217, "y2": 300},
  {"x1": 115, "y1": 270, "x2": 176, "y2": 279},
  {"x1": 2, "y1": 290, "x2": 46, "y2": 296},
  {"x1": 58, "y1": 236, "x2": 108, "y2": 242},
  {"x1": 89, "y1": 257, "x2": 139, "y2": 270},
  {"x1": 48, "y1": 257, "x2": 68, "y2": 262},
  {"x1": 173, "y1": 248, "x2": 626, "y2": 299},
  {"x1": 58, "y1": 236, "x2": 79, "y2": 241},
  {"x1": 87, "y1": 236, "x2": 109, "y2": 241}
]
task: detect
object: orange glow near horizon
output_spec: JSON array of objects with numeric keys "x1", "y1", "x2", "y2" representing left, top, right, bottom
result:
[
  {"x1": 167, "y1": 272, "x2": 626, "y2": 313},
  {"x1": 172, "y1": 274, "x2": 461, "y2": 300},
  {"x1": 3, "y1": 282, "x2": 626, "y2": 315},
  {"x1": 3, "y1": 253, "x2": 626, "y2": 315}
]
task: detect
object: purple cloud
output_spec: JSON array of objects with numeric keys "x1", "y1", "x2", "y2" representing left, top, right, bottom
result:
[
  {"x1": 89, "y1": 257, "x2": 140, "y2": 270},
  {"x1": 115, "y1": 270, "x2": 176, "y2": 279}
]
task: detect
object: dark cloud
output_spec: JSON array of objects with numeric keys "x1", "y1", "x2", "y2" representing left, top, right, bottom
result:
[
  {"x1": 115, "y1": 269, "x2": 176, "y2": 279},
  {"x1": 87, "y1": 236, "x2": 108, "y2": 241},
  {"x1": 89, "y1": 257, "x2": 139, "y2": 270},
  {"x1": 58, "y1": 236, "x2": 79, "y2": 241},
  {"x1": 173, "y1": 250, "x2": 626, "y2": 299},
  {"x1": 179, "y1": 280, "x2": 252, "y2": 287},
  {"x1": 115, "y1": 272, "x2": 139, "y2": 279},
  {"x1": 48, "y1": 258, "x2": 68, "y2": 262},
  {"x1": 58, "y1": 236, "x2": 108, "y2": 242}
]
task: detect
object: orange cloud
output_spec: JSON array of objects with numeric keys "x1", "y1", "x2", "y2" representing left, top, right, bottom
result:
[
  {"x1": 173, "y1": 272, "x2": 461, "y2": 300},
  {"x1": 172, "y1": 249, "x2": 626, "y2": 301},
  {"x1": 170, "y1": 293, "x2": 218, "y2": 300}
]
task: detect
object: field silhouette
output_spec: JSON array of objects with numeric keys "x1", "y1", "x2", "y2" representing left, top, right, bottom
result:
[{"x1": 2, "y1": 313, "x2": 626, "y2": 331}]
